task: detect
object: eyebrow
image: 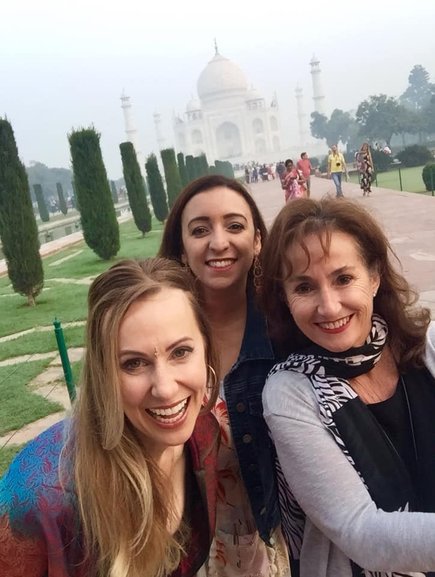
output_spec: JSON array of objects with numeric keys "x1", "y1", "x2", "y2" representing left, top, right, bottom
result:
[
  {"x1": 289, "y1": 265, "x2": 355, "y2": 282},
  {"x1": 119, "y1": 337, "x2": 194, "y2": 357},
  {"x1": 187, "y1": 213, "x2": 248, "y2": 227}
]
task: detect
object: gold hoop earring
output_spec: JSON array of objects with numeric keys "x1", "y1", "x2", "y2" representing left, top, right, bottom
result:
[
  {"x1": 253, "y1": 255, "x2": 263, "y2": 293},
  {"x1": 207, "y1": 364, "x2": 218, "y2": 391}
]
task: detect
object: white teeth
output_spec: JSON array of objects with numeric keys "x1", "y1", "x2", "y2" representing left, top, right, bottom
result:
[
  {"x1": 318, "y1": 316, "x2": 350, "y2": 330},
  {"x1": 207, "y1": 259, "x2": 233, "y2": 268},
  {"x1": 147, "y1": 398, "x2": 188, "y2": 419}
]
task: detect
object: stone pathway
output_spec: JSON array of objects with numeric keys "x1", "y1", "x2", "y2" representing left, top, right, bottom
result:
[{"x1": 0, "y1": 347, "x2": 84, "y2": 447}]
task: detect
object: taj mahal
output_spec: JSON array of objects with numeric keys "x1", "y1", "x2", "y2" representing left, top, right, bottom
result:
[
  {"x1": 172, "y1": 44, "x2": 281, "y2": 163},
  {"x1": 121, "y1": 45, "x2": 326, "y2": 164}
]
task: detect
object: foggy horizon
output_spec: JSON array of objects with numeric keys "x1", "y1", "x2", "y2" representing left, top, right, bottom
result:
[{"x1": 2, "y1": 0, "x2": 435, "y2": 180}]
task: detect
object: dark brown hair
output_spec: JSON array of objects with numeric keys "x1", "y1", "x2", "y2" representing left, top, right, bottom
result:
[
  {"x1": 158, "y1": 175, "x2": 268, "y2": 289},
  {"x1": 261, "y1": 197, "x2": 431, "y2": 369}
]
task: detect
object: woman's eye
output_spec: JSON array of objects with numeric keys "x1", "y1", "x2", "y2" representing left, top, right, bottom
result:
[
  {"x1": 172, "y1": 346, "x2": 193, "y2": 360},
  {"x1": 191, "y1": 226, "x2": 208, "y2": 237},
  {"x1": 294, "y1": 283, "x2": 312, "y2": 295},
  {"x1": 337, "y1": 275, "x2": 353, "y2": 286},
  {"x1": 122, "y1": 358, "x2": 147, "y2": 373},
  {"x1": 228, "y1": 222, "x2": 244, "y2": 232}
]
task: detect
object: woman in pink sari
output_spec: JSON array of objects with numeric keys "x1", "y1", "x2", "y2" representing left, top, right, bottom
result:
[{"x1": 281, "y1": 159, "x2": 306, "y2": 202}]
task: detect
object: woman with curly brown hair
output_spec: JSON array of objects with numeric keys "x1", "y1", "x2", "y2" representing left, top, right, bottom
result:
[{"x1": 261, "y1": 197, "x2": 435, "y2": 577}]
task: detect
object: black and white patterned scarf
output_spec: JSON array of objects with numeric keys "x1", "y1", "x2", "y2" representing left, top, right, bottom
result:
[{"x1": 269, "y1": 314, "x2": 426, "y2": 577}]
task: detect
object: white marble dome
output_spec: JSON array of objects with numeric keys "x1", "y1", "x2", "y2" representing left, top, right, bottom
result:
[
  {"x1": 186, "y1": 97, "x2": 201, "y2": 112},
  {"x1": 197, "y1": 53, "x2": 248, "y2": 103}
]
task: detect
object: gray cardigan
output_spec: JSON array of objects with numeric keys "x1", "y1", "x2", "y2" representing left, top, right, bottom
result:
[{"x1": 263, "y1": 322, "x2": 435, "y2": 577}]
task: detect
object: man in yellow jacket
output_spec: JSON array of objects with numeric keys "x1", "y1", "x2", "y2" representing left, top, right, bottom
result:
[{"x1": 327, "y1": 144, "x2": 348, "y2": 197}]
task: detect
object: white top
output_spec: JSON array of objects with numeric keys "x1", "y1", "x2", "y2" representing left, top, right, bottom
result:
[{"x1": 263, "y1": 322, "x2": 435, "y2": 577}]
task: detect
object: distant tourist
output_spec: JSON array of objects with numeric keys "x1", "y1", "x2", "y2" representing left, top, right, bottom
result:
[
  {"x1": 356, "y1": 142, "x2": 374, "y2": 196},
  {"x1": 327, "y1": 144, "x2": 347, "y2": 197},
  {"x1": 296, "y1": 152, "x2": 312, "y2": 197},
  {"x1": 282, "y1": 159, "x2": 306, "y2": 202}
]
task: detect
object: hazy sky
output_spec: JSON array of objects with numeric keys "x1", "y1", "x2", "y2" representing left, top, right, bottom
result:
[{"x1": 2, "y1": 0, "x2": 435, "y2": 179}]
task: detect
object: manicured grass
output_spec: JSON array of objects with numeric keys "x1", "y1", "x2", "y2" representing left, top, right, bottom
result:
[
  {"x1": 0, "y1": 324, "x2": 85, "y2": 362},
  {"x1": 0, "y1": 218, "x2": 164, "y2": 338},
  {"x1": 349, "y1": 165, "x2": 433, "y2": 194},
  {"x1": 0, "y1": 443, "x2": 25, "y2": 477},
  {"x1": 0, "y1": 214, "x2": 163, "y2": 455},
  {"x1": 0, "y1": 359, "x2": 63, "y2": 435}
]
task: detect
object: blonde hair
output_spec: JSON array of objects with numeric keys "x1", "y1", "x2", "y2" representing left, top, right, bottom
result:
[{"x1": 64, "y1": 258, "x2": 218, "y2": 577}]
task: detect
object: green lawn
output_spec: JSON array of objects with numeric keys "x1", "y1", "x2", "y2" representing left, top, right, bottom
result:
[
  {"x1": 0, "y1": 215, "x2": 164, "y2": 472},
  {"x1": 349, "y1": 165, "x2": 433, "y2": 194},
  {"x1": 0, "y1": 218, "x2": 164, "y2": 338},
  {"x1": 0, "y1": 359, "x2": 63, "y2": 435}
]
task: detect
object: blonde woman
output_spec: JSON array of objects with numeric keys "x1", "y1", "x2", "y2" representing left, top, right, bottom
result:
[{"x1": 0, "y1": 258, "x2": 220, "y2": 577}]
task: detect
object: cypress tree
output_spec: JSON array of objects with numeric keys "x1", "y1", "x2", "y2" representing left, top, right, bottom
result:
[
  {"x1": 185, "y1": 155, "x2": 195, "y2": 183},
  {"x1": 56, "y1": 182, "x2": 68, "y2": 215},
  {"x1": 120, "y1": 142, "x2": 152, "y2": 236},
  {"x1": 110, "y1": 180, "x2": 119, "y2": 204},
  {"x1": 33, "y1": 183, "x2": 50, "y2": 222},
  {"x1": 68, "y1": 127, "x2": 120, "y2": 260},
  {"x1": 177, "y1": 152, "x2": 189, "y2": 187},
  {"x1": 0, "y1": 118, "x2": 44, "y2": 306},
  {"x1": 225, "y1": 161, "x2": 235, "y2": 179},
  {"x1": 193, "y1": 156, "x2": 202, "y2": 179},
  {"x1": 145, "y1": 154, "x2": 168, "y2": 222},
  {"x1": 199, "y1": 153, "x2": 209, "y2": 176},
  {"x1": 161, "y1": 148, "x2": 182, "y2": 208}
]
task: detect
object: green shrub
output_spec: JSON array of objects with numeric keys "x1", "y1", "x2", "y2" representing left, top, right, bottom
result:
[
  {"x1": 396, "y1": 145, "x2": 433, "y2": 167},
  {"x1": 371, "y1": 149, "x2": 393, "y2": 173},
  {"x1": 422, "y1": 162, "x2": 435, "y2": 191}
]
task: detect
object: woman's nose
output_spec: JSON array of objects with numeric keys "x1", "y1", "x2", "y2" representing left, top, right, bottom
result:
[
  {"x1": 150, "y1": 364, "x2": 178, "y2": 400},
  {"x1": 317, "y1": 288, "x2": 341, "y2": 317},
  {"x1": 209, "y1": 228, "x2": 230, "y2": 251}
]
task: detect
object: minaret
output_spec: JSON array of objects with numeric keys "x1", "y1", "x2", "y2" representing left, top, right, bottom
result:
[
  {"x1": 153, "y1": 111, "x2": 166, "y2": 151},
  {"x1": 295, "y1": 85, "x2": 308, "y2": 146},
  {"x1": 120, "y1": 92, "x2": 143, "y2": 169},
  {"x1": 310, "y1": 55, "x2": 326, "y2": 115}
]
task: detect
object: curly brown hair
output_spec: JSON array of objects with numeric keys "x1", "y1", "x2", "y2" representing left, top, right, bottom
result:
[{"x1": 261, "y1": 197, "x2": 430, "y2": 369}]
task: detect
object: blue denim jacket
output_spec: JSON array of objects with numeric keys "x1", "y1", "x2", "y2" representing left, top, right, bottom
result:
[{"x1": 222, "y1": 292, "x2": 280, "y2": 545}]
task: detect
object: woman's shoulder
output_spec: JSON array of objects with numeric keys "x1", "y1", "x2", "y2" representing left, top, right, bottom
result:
[{"x1": 263, "y1": 361, "x2": 315, "y2": 415}]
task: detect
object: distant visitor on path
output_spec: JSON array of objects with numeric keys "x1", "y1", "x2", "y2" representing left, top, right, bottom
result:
[
  {"x1": 296, "y1": 152, "x2": 312, "y2": 197},
  {"x1": 327, "y1": 144, "x2": 347, "y2": 197},
  {"x1": 356, "y1": 142, "x2": 374, "y2": 196},
  {"x1": 282, "y1": 159, "x2": 306, "y2": 202}
]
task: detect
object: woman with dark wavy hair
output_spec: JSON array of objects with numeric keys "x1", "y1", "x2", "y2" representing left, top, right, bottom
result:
[
  {"x1": 261, "y1": 197, "x2": 435, "y2": 577},
  {"x1": 160, "y1": 175, "x2": 290, "y2": 576}
]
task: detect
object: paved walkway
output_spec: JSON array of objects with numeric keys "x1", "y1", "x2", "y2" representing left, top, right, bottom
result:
[{"x1": 1, "y1": 177, "x2": 434, "y2": 450}]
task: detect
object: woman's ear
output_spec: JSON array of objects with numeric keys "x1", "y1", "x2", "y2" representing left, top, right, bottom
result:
[{"x1": 181, "y1": 253, "x2": 187, "y2": 265}]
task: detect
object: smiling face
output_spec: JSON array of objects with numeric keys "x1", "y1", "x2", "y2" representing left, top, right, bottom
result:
[
  {"x1": 118, "y1": 287, "x2": 207, "y2": 459},
  {"x1": 283, "y1": 231, "x2": 380, "y2": 353},
  {"x1": 180, "y1": 186, "x2": 261, "y2": 293}
]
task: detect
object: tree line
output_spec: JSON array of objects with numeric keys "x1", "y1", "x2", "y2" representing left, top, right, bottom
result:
[
  {"x1": 310, "y1": 64, "x2": 435, "y2": 149},
  {"x1": 0, "y1": 118, "x2": 235, "y2": 306}
]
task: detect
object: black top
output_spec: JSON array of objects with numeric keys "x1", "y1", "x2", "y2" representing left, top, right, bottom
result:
[{"x1": 368, "y1": 368, "x2": 435, "y2": 513}]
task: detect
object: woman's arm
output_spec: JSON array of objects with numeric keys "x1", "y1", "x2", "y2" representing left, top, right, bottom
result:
[{"x1": 263, "y1": 371, "x2": 435, "y2": 572}]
